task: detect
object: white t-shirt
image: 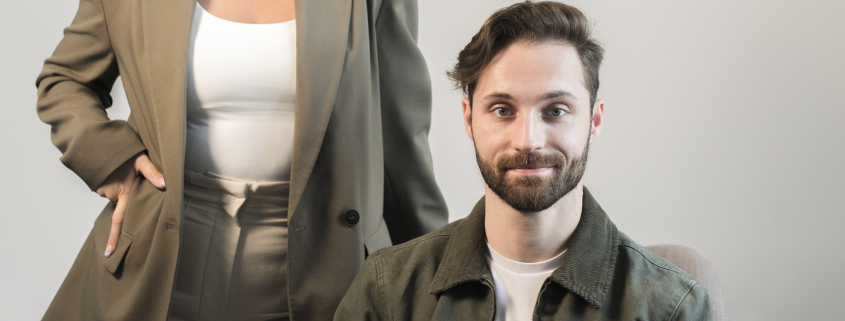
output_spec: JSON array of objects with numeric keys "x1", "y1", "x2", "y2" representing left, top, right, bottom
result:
[
  {"x1": 184, "y1": 4, "x2": 297, "y2": 182},
  {"x1": 486, "y1": 243, "x2": 567, "y2": 321}
]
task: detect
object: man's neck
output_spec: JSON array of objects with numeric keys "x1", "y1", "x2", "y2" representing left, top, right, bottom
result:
[{"x1": 484, "y1": 183, "x2": 583, "y2": 263}]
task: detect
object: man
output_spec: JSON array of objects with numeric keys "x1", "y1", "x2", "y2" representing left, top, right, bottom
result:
[{"x1": 334, "y1": 1, "x2": 714, "y2": 320}]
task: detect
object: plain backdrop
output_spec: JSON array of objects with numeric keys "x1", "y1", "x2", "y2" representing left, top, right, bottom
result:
[{"x1": 2, "y1": 0, "x2": 843, "y2": 320}]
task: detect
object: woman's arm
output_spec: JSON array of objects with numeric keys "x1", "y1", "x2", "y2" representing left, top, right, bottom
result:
[
  {"x1": 36, "y1": 0, "x2": 147, "y2": 191},
  {"x1": 36, "y1": 0, "x2": 165, "y2": 257},
  {"x1": 376, "y1": 0, "x2": 448, "y2": 244}
]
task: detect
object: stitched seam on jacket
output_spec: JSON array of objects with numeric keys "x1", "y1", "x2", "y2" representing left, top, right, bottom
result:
[
  {"x1": 619, "y1": 244, "x2": 695, "y2": 281},
  {"x1": 670, "y1": 283, "x2": 697, "y2": 320},
  {"x1": 374, "y1": 254, "x2": 390, "y2": 321},
  {"x1": 389, "y1": 232, "x2": 453, "y2": 252}
]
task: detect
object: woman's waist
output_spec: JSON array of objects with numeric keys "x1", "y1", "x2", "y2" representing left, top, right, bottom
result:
[
  {"x1": 183, "y1": 169, "x2": 290, "y2": 223},
  {"x1": 184, "y1": 121, "x2": 295, "y2": 182}
]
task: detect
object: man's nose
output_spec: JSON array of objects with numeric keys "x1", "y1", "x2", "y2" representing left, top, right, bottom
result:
[{"x1": 512, "y1": 113, "x2": 545, "y2": 152}]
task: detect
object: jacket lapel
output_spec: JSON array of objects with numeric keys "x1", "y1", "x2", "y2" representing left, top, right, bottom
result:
[
  {"x1": 549, "y1": 188, "x2": 619, "y2": 308},
  {"x1": 288, "y1": 0, "x2": 351, "y2": 217},
  {"x1": 141, "y1": 0, "x2": 195, "y2": 218}
]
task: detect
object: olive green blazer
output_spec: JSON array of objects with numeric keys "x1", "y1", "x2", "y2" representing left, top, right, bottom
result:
[{"x1": 35, "y1": 0, "x2": 448, "y2": 319}]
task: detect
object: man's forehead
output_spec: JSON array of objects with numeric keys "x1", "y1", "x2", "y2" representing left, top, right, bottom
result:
[{"x1": 474, "y1": 41, "x2": 588, "y2": 102}]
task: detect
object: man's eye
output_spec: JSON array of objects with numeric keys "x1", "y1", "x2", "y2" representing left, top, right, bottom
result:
[
  {"x1": 493, "y1": 107, "x2": 512, "y2": 116},
  {"x1": 546, "y1": 108, "x2": 565, "y2": 117}
]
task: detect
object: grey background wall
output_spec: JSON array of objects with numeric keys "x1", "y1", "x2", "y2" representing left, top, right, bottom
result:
[{"x1": 1, "y1": 0, "x2": 842, "y2": 320}]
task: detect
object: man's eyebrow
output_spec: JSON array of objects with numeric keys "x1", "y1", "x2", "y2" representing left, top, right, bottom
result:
[
  {"x1": 482, "y1": 92, "x2": 515, "y2": 101},
  {"x1": 540, "y1": 90, "x2": 577, "y2": 101},
  {"x1": 481, "y1": 91, "x2": 577, "y2": 102}
]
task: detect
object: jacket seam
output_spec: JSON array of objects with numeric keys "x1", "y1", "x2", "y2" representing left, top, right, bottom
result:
[
  {"x1": 389, "y1": 233, "x2": 452, "y2": 252},
  {"x1": 670, "y1": 282, "x2": 697, "y2": 320},
  {"x1": 619, "y1": 244, "x2": 695, "y2": 281},
  {"x1": 374, "y1": 254, "x2": 390, "y2": 321}
]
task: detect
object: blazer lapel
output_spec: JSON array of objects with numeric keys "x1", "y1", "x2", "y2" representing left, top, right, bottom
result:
[
  {"x1": 288, "y1": 0, "x2": 352, "y2": 217},
  {"x1": 142, "y1": 0, "x2": 195, "y2": 218}
]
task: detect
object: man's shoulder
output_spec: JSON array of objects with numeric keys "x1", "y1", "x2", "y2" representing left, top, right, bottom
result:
[
  {"x1": 615, "y1": 232, "x2": 698, "y2": 285},
  {"x1": 610, "y1": 232, "x2": 712, "y2": 319},
  {"x1": 370, "y1": 218, "x2": 462, "y2": 264}
]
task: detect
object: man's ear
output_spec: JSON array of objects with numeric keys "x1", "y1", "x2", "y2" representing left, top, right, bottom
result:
[
  {"x1": 462, "y1": 97, "x2": 474, "y2": 141},
  {"x1": 589, "y1": 98, "x2": 605, "y2": 143}
]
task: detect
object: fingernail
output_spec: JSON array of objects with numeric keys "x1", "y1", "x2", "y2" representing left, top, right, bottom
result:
[
  {"x1": 160, "y1": 178, "x2": 166, "y2": 187},
  {"x1": 105, "y1": 245, "x2": 114, "y2": 258}
]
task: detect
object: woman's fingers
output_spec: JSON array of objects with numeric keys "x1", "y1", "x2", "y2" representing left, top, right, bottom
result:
[
  {"x1": 105, "y1": 193, "x2": 129, "y2": 257},
  {"x1": 135, "y1": 154, "x2": 166, "y2": 190},
  {"x1": 100, "y1": 152, "x2": 163, "y2": 257}
]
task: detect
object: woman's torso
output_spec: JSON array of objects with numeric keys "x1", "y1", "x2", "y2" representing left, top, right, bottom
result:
[{"x1": 184, "y1": 3, "x2": 297, "y2": 181}]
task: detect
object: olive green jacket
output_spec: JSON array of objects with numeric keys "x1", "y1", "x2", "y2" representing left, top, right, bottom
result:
[
  {"x1": 36, "y1": 0, "x2": 447, "y2": 319},
  {"x1": 335, "y1": 189, "x2": 714, "y2": 321}
]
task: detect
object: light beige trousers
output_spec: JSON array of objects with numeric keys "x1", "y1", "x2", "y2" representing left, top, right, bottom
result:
[{"x1": 169, "y1": 170, "x2": 290, "y2": 321}]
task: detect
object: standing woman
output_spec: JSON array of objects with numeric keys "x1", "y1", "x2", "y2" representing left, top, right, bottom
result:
[{"x1": 35, "y1": 0, "x2": 447, "y2": 319}]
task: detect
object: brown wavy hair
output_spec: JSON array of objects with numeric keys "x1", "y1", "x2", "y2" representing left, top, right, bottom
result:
[{"x1": 447, "y1": 1, "x2": 604, "y2": 107}]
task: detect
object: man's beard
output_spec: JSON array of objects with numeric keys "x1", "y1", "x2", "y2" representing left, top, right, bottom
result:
[{"x1": 476, "y1": 144, "x2": 588, "y2": 212}]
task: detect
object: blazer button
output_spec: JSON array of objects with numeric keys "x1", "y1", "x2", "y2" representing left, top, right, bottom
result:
[{"x1": 344, "y1": 210, "x2": 360, "y2": 227}]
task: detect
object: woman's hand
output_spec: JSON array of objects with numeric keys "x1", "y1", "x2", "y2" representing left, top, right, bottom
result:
[{"x1": 96, "y1": 152, "x2": 166, "y2": 257}]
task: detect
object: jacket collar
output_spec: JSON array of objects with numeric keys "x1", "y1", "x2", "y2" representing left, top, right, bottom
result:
[{"x1": 428, "y1": 187, "x2": 619, "y2": 308}]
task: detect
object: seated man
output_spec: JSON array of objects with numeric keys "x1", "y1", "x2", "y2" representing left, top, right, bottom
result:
[{"x1": 335, "y1": 1, "x2": 713, "y2": 320}]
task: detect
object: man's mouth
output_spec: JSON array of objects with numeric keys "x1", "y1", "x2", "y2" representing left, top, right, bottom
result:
[{"x1": 506, "y1": 165, "x2": 554, "y2": 175}]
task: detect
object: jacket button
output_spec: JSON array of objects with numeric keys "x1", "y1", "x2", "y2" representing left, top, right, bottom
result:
[{"x1": 344, "y1": 210, "x2": 360, "y2": 227}]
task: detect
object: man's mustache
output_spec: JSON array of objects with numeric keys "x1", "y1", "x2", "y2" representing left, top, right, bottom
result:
[{"x1": 496, "y1": 152, "x2": 565, "y2": 171}]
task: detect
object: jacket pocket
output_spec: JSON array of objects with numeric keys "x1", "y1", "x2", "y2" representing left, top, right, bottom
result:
[{"x1": 93, "y1": 203, "x2": 134, "y2": 274}]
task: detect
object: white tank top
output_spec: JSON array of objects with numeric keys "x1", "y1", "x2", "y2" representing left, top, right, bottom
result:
[{"x1": 184, "y1": 4, "x2": 297, "y2": 182}]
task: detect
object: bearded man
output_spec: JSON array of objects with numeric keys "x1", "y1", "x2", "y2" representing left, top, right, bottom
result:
[{"x1": 334, "y1": 1, "x2": 714, "y2": 320}]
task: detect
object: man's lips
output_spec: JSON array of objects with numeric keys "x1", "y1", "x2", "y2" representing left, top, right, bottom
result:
[{"x1": 506, "y1": 165, "x2": 554, "y2": 175}]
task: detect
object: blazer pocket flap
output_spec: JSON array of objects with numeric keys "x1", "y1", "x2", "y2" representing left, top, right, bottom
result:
[
  {"x1": 93, "y1": 204, "x2": 135, "y2": 274},
  {"x1": 98, "y1": 230, "x2": 133, "y2": 274}
]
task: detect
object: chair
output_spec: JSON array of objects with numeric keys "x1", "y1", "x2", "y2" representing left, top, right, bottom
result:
[{"x1": 645, "y1": 245, "x2": 732, "y2": 321}]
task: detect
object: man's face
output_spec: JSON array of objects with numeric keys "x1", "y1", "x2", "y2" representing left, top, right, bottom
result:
[{"x1": 463, "y1": 41, "x2": 604, "y2": 212}]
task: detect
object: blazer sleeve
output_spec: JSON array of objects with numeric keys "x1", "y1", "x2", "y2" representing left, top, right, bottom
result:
[
  {"x1": 36, "y1": 0, "x2": 146, "y2": 191},
  {"x1": 375, "y1": 0, "x2": 449, "y2": 244}
]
